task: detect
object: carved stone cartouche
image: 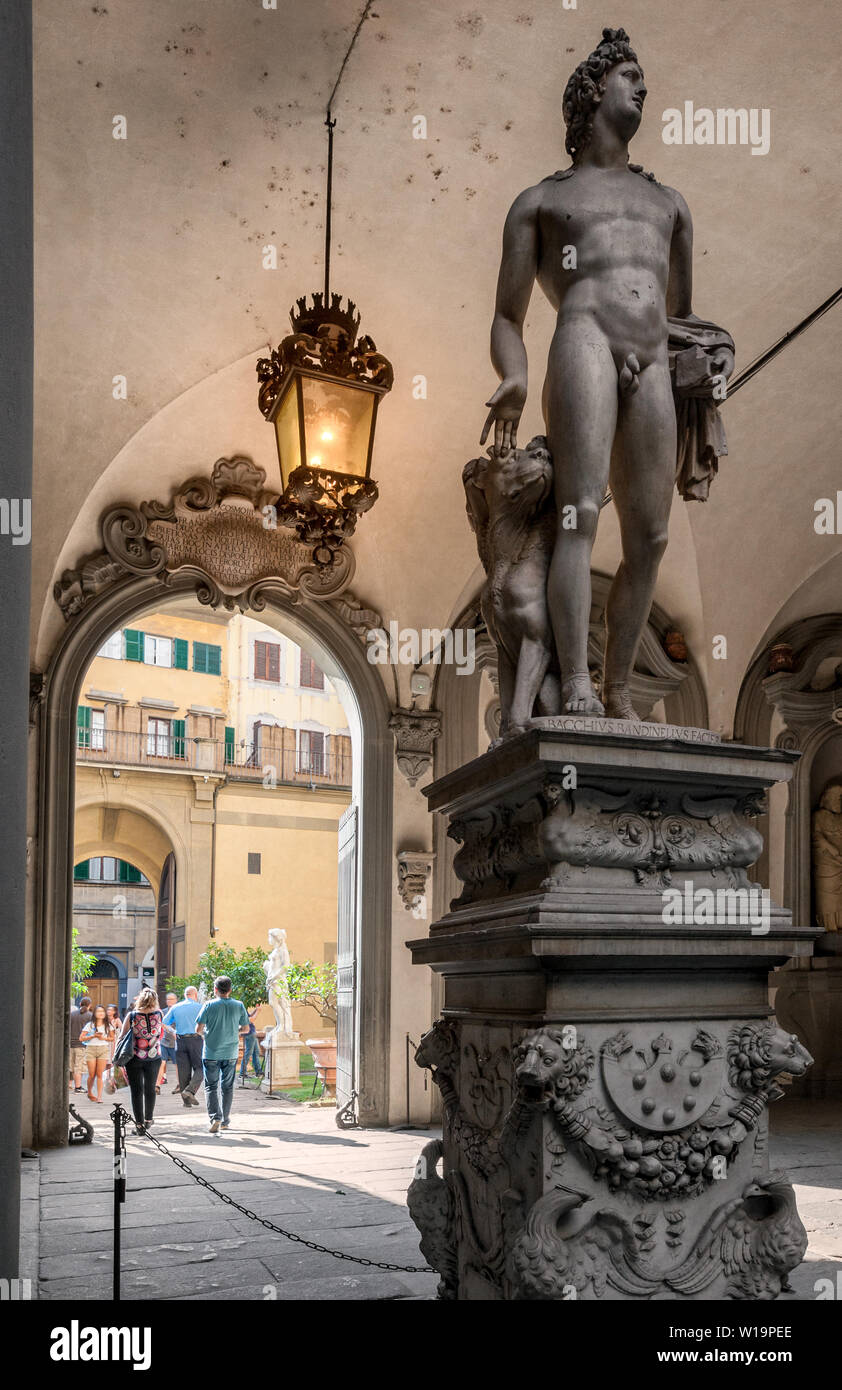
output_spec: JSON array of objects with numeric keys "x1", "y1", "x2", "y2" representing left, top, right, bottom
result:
[{"x1": 54, "y1": 456, "x2": 356, "y2": 621}]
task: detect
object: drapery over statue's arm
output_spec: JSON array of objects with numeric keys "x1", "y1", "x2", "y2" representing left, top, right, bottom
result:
[
  {"x1": 666, "y1": 185, "x2": 736, "y2": 501},
  {"x1": 669, "y1": 314, "x2": 736, "y2": 501}
]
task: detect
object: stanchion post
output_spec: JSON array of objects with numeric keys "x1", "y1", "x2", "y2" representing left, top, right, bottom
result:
[{"x1": 111, "y1": 1103, "x2": 127, "y2": 1301}]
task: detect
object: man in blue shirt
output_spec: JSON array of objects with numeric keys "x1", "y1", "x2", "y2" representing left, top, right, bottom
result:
[
  {"x1": 196, "y1": 976, "x2": 250, "y2": 1133},
  {"x1": 163, "y1": 986, "x2": 203, "y2": 1108}
]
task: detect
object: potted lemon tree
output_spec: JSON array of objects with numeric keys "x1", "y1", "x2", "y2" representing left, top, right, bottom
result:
[{"x1": 286, "y1": 961, "x2": 338, "y2": 1096}]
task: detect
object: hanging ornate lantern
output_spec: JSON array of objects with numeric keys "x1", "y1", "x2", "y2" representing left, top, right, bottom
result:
[{"x1": 257, "y1": 291, "x2": 393, "y2": 569}]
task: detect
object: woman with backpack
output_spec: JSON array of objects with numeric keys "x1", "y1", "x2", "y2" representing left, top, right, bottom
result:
[{"x1": 115, "y1": 987, "x2": 166, "y2": 1135}]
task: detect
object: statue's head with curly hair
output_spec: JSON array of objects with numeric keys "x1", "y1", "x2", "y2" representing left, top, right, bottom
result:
[{"x1": 563, "y1": 27, "x2": 643, "y2": 163}]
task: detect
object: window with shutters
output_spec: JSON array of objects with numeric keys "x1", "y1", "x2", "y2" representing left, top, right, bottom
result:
[
  {"x1": 224, "y1": 726, "x2": 235, "y2": 764},
  {"x1": 83, "y1": 857, "x2": 147, "y2": 884},
  {"x1": 90, "y1": 709, "x2": 106, "y2": 750},
  {"x1": 193, "y1": 641, "x2": 222, "y2": 675},
  {"x1": 253, "y1": 640, "x2": 281, "y2": 683},
  {"x1": 97, "y1": 631, "x2": 122, "y2": 660},
  {"x1": 144, "y1": 634, "x2": 172, "y2": 667},
  {"x1": 298, "y1": 729, "x2": 325, "y2": 775},
  {"x1": 299, "y1": 650, "x2": 325, "y2": 690},
  {"x1": 173, "y1": 638, "x2": 189, "y2": 670},
  {"x1": 146, "y1": 717, "x2": 171, "y2": 758}
]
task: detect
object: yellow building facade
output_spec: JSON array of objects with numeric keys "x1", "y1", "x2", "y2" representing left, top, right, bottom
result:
[{"x1": 74, "y1": 606, "x2": 353, "y2": 1036}]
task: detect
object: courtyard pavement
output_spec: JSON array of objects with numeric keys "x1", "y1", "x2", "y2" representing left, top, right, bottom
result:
[
  {"x1": 23, "y1": 1085, "x2": 841, "y2": 1302},
  {"x1": 31, "y1": 1081, "x2": 438, "y2": 1301}
]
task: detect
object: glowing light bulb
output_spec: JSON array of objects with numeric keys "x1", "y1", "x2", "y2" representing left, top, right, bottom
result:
[
  {"x1": 320, "y1": 429, "x2": 334, "y2": 442},
  {"x1": 309, "y1": 455, "x2": 321, "y2": 467}
]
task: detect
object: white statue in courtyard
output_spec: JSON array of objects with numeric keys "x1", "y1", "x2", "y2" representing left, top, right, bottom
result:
[{"x1": 262, "y1": 926, "x2": 294, "y2": 1048}]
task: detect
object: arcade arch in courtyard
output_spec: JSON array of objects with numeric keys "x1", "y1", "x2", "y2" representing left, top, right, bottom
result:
[{"x1": 28, "y1": 459, "x2": 395, "y2": 1146}]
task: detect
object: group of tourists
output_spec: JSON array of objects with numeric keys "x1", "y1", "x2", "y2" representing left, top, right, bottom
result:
[{"x1": 69, "y1": 978, "x2": 255, "y2": 1135}]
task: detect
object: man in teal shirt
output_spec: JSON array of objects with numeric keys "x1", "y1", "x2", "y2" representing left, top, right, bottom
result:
[{"x1": 196, "y1": 976, "x2": 250, "y2": 1133}]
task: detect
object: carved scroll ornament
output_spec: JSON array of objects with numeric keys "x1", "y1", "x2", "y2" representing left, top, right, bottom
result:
[
  {"x1": 447, "y1": 781, "x2": 767, "y2": 906},
  {"x1": 53, "y1": 456, "x2": 360, "y2": 620}
]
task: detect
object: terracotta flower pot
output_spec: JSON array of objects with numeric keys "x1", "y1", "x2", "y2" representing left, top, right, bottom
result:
[{"x1": 306, "y1": 1037, "x2": 337, "y2": 1096}]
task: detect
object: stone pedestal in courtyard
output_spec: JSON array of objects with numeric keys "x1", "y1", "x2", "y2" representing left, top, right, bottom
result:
[
  {"x1": 407, "y1": 720, "x2": 818, "y2": 1301},
  {"x1": 261, "y1": 1034, "x2": 301, "y2": 1094}
]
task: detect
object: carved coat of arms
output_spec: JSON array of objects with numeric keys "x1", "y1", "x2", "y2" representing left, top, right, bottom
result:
[{"x1": 601, "y1": 1028, "x2": 724, "y2": 1134}]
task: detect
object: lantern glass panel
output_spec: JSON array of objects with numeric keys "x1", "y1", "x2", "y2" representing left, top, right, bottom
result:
[
  {"x1": 300, "y1": 375, "x2": 375, "y2": 480},
  {"x1": 273, "y1": 381, "x2": 303, "y2": 494}
]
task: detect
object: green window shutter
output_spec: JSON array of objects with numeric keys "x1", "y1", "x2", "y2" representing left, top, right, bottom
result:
[
  {"x1": 173, "y1": 718, "x2": 186, "y2": 759},
  {"x1": 124, "y1": 629, "x2": 144, "y2": 662},
  {"x1": 173, "y1": 638, "x2": 188, "y2": 670},
  {"x1": 225, "y1": 725, "x2": 235, "y2": 764},
  {"x1": 125, "y1": 863, "x2": 141, "y2": 883},
  {"x1": 76, "y1": 705, "x2": 91, "y2": 748},
  {"x1": 118, "y1": 859, "x2": 129, "y2": 882},
  {"x1": 74, "y1": 860, "x2": 90, "y2": 881},
  {"x1": 193, "y1": 641, "x2": 221, "y2": 675}
]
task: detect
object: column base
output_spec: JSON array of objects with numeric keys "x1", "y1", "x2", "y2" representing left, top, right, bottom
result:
[{"x1": 407, "y1": 726, "x2": 818, "y2": 1300}]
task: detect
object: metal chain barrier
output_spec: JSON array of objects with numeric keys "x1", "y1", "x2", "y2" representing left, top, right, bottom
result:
[{"x1": 121, "y1": 1106, "x2": 433, "y2": 1275}]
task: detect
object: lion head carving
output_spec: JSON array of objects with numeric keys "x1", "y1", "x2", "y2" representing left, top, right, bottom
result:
[
  {"x1": 513, "y1": 1027, "x2": 594, "y2": 1105},
  {"x1": 415, "y1": 1019, "x2": 460, "y2": 1078},
  {"x1": 728, "y1": 1023, "x2": 813, "y2": 1096}
]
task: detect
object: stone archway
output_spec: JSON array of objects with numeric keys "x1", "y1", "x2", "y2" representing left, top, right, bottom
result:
[
  {"x1": 30, "y1": 458, "x2": 394, "y2": 1145},
  {"x1": 735, "y1": 613, "x2": 842, "y2": 1097},
  {"x1": 73, "y1": 802, "x2": 180, "y2": 898},
  {"x1": 85, "y1": 955, "x2": 125, "y2": 1013}
]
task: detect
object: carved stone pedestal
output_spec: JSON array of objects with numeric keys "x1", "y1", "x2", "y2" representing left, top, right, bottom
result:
[
  {"x1": 407, "y1": 723, "x2": 818, "y2": 1300},
  {"x1": 261, "y1": 1034, "x2": 301, "y2": 1094}
]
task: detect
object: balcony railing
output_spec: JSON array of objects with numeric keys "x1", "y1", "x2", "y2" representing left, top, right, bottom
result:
[{"x1": 76, "y1": 729, "x2": 352, "y2": 789}]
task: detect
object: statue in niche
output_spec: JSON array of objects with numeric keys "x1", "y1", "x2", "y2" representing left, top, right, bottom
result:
[
  {"x1": 812, "y1": 784, "x2": 842, "y2": 931},
  {"x1": 262, "y1": 926, "x2": 295, "y2": 1047},
  {"x1": 476, "y1": 27, "x2": 734, "y2": 726}
]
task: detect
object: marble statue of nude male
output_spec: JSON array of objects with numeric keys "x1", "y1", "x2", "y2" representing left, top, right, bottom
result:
[{"x1": 481, "y1": 28, "x2": 734, "y2": 720}]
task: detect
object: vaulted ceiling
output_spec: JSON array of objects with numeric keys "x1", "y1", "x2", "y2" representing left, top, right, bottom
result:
[{"x1": 34, "y1": 0, "x2": 842, "y2": 728}]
